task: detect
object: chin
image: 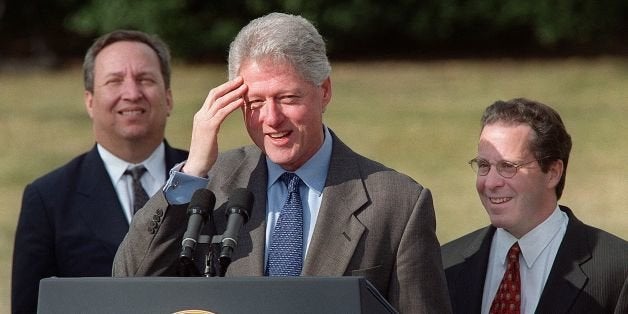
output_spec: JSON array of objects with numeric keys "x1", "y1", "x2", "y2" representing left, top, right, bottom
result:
[
  {"x1": 487, "y1": 212, "x2": 512, "y2": 228},
  {"x1": 266, "y1": 147, "x2": 293, "y2": 161}
]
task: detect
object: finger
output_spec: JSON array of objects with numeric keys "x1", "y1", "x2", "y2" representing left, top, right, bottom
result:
[
  {"x1": 192, "y1": 82, "x2": 247, "y2": 130},
  {"x1": 201, "y1": 76, "x2": 245, "y2": 111},
  {"x1": 207, "y1": 83, "x2": 247, "y2": 115}
]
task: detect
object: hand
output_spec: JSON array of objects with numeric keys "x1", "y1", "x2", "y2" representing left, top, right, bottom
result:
[{"x1": 182, "y1": 76, "x2": 248, "y2": 177}]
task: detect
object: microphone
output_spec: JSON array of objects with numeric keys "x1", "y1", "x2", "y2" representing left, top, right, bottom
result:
[
  {"x1": 180, "y1": 188, "x2": 216, "y2": 263},
  {"x1": 219, "y1": 188, "x2": 254, "y2": 272}
]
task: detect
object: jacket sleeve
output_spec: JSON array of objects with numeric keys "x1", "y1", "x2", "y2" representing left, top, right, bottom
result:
[
  {"x1": 12, "y1": 184, "x2": 56, "y2": 314},
  {"x1": 390, "y1": 187, "x2": 453, "y2": 313},
  {"x1": 112, "y1": 191, "x2": 189, "y2": 276}
]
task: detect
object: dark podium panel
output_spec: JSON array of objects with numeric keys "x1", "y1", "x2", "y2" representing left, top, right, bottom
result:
[{"x1": 38, "y1": 276, "x2": 397, "y2": 314}]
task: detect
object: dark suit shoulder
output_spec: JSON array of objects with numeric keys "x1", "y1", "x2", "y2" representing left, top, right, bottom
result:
[
  {"x1": 578, "y1": 219, "x2": 628, "y2": 251},
  {"x1": 441, "y1": 226, "x2": 493, "y2": 268},
  {"x1": 575, "y1": 218, "x2": 628, "y2": 274},
  {"x1": 562, "y1": 206, "x2": 628, "y2": 260},
  {"x1": 27, "y1": 150, "x2": 94, "y2": 192}
]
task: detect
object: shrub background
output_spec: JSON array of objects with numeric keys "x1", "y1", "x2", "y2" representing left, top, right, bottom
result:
[{"x1": 1, "y1": 0, "x2": 627, "y2": 62}]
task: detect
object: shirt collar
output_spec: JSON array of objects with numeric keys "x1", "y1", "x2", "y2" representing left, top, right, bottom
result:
[
  {"x1": 493, "y1": 228, "x2": 519, "y2": 267},
  {"x1": 266, "y1": 126, "x2": 332, "y2": 195},
  {"x1": 518, "y1": 206, "x2": 567, "y2": 267},
  {"x1": 494, "y1": 205, "x2": 567, "y2": 268},
  {"x1": 97, "y1": 142, "x2": 165, "y2": 182}
]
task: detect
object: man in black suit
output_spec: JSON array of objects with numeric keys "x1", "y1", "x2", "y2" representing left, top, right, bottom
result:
[
  {"x1": 11, "y1": 30, "x2": 188, "y2": 313},
  {"x1": 441, "y1": 98, "x2": 627, "y2": 313}
]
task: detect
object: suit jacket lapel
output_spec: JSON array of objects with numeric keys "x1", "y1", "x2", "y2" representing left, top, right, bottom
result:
[
  {"x1": 76, "y1": 146, "x2": 129, "y2": 255},
  {"x1": 302, "y1": 136, "x2": 367, "y2": 276},
  {"x1": 217, "y1": 148, "x2": 268, "y2": 276},
  {"x1": 536, "y1": 206, "x2": 590, "y2": 313},
  {"x1": 455, "y1": 227, "x2": 495, "y2": 313}
]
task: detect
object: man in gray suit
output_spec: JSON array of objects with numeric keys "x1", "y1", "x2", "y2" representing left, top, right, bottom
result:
[
  {"x1": 441, "y1": 98, "x2": 628, "y2": 313},
  {"x1": 113, "y1": 12, "x2": 451, "y2": 313}
]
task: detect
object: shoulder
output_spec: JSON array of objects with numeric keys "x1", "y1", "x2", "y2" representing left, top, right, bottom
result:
[
  {"x1": 27, "y1": 150, "x2": 94, "y2": 189},
  {"x1": 215, "y1": 145, "x2": 261, "y2": 166},
  {"x1": 330, "y1": 132, "x2": 424, "y2": 191},
  {"x1": 441, "y1": 227, "x2": 493, "y2": 267},
  {"x1": 561, "y1": 207, "x2": 628, "y2": 280},
  {"x1": 210, "y1": 145, "x2": 263, "y2": 177},
  {"x1": 563, "y1": 206, "x2": 628, "y2": 255},
  {"x1": 576, "y1": 220, "x2": 628, "y2": 260}
]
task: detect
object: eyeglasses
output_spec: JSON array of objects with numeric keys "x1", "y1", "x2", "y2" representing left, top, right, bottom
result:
[{"x1": 468, "y1": 157, "x2": 548, "y2": 178}]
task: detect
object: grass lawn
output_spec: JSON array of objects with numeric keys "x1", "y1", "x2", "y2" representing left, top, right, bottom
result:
[{"x1": 1, "y1": 58, "x2": 626, "y2": 311}]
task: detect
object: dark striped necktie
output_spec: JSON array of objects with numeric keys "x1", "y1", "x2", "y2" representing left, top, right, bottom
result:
[{"x1": 124, "y1": 165, "x2": 149, "y2": 214}]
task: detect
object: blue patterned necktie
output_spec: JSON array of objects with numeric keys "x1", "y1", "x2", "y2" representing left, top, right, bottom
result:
[
  {"x1": 124, "y1": 165, "x2": 149, "y2": 214},
  {"x1": 266, "y1": 172, "x2": 304, "y2": 276}
]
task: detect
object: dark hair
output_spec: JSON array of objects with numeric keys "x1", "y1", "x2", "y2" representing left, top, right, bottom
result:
[
  {"x1": 83, "y1": 30, "x2": 171, "y2": 92},
  {"x1": 481, "y1": 98, "x2": 572, "y2": 199}
]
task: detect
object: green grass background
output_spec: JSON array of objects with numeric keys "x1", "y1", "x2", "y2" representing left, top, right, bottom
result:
[{"x1": 1, "y1": 58, "x2": 627, "y2": 311}]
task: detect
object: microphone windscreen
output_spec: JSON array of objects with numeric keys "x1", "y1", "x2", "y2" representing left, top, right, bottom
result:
[
  {"x1": 227, "y1": 188, "x2": 254, "y2": 215},
  {"x1": 190, "y1": 188, "x2": 216, "y2": 209}
]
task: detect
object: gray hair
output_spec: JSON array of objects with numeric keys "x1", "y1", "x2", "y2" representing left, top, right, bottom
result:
[
  {"x1": 83, "y1": 30, "x2": 171, "y2": 92},
  {"x1": 228, "y1": 12, "x2": 331, "y2": 86}
]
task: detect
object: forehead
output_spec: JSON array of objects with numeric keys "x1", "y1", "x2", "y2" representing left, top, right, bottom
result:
[
  {"x1": 240, "y1": 59, "x2": 310, "y2": 94},
  {"x1": 478, "y1": 122, "x2": 535, "y2": 159},
  {"x1": 94, "y1": 41, "x2": 161, "y2": 74}
]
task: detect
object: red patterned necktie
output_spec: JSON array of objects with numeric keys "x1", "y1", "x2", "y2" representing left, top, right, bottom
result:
[{"x1": 490, "y1": 242, "x2": 521, "y2": 314}]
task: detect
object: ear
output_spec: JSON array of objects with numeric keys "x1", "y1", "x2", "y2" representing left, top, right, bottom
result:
[
  {"x1": 84, "y1": 90, "x2": 95, "y2": 118},
  {"x1": 320, "y1": 77, "x2": 332, "y2": 113},
  {"x1": 546, "y1": 159, "x2": 564, "y2": 189},
  {"x1": 165, "y1": 88, "x2": 174, "y2": 116}
]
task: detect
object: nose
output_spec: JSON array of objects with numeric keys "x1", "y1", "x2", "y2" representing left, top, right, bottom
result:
[
  {"x1": 260, "y1": 99, "x2": 284, "y2": 127},
  {"x1": 120, "y1": 79, "x2": 143, "y2": 101}
]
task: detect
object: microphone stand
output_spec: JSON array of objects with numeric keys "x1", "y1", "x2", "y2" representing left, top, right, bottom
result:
[
  {"x1": 178, "y1": 224, "x2": 233, "y2": 277},
  {"x1": 197, "y1": 234, "x2": 225, "y2": 277}
]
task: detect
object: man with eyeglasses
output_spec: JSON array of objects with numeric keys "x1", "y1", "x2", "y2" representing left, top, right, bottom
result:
[{"x1": 441, "y1": 98, "x2": 627, "y2": 314}]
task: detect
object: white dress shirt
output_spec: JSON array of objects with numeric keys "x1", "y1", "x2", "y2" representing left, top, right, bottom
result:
[
  {"x1": 481, "y1": 206, "x2": 568, "y2": 314},
  {"x1": 98, "y1": 143, "x2": 166, "y2": 222}
]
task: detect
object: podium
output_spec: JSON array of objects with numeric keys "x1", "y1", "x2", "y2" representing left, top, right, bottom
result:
[{"x1": 38, "y1": 276, "x2": 397, "y2": 314}]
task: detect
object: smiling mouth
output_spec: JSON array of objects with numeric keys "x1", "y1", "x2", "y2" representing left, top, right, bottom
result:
[
  {"x1": 268, "y1": 131, "x2": 290, "y2": 139},
  {"x1": 118, "y1": 109, "x2": 145, "y2": 116},
  {"x1": 489, "y1": 197, "x2": 511, "y2": 204}
]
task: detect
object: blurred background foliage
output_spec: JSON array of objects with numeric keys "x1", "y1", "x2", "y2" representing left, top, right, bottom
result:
[{"x1": 1, "y1": 0, "x2": 627, "y2": 65}]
